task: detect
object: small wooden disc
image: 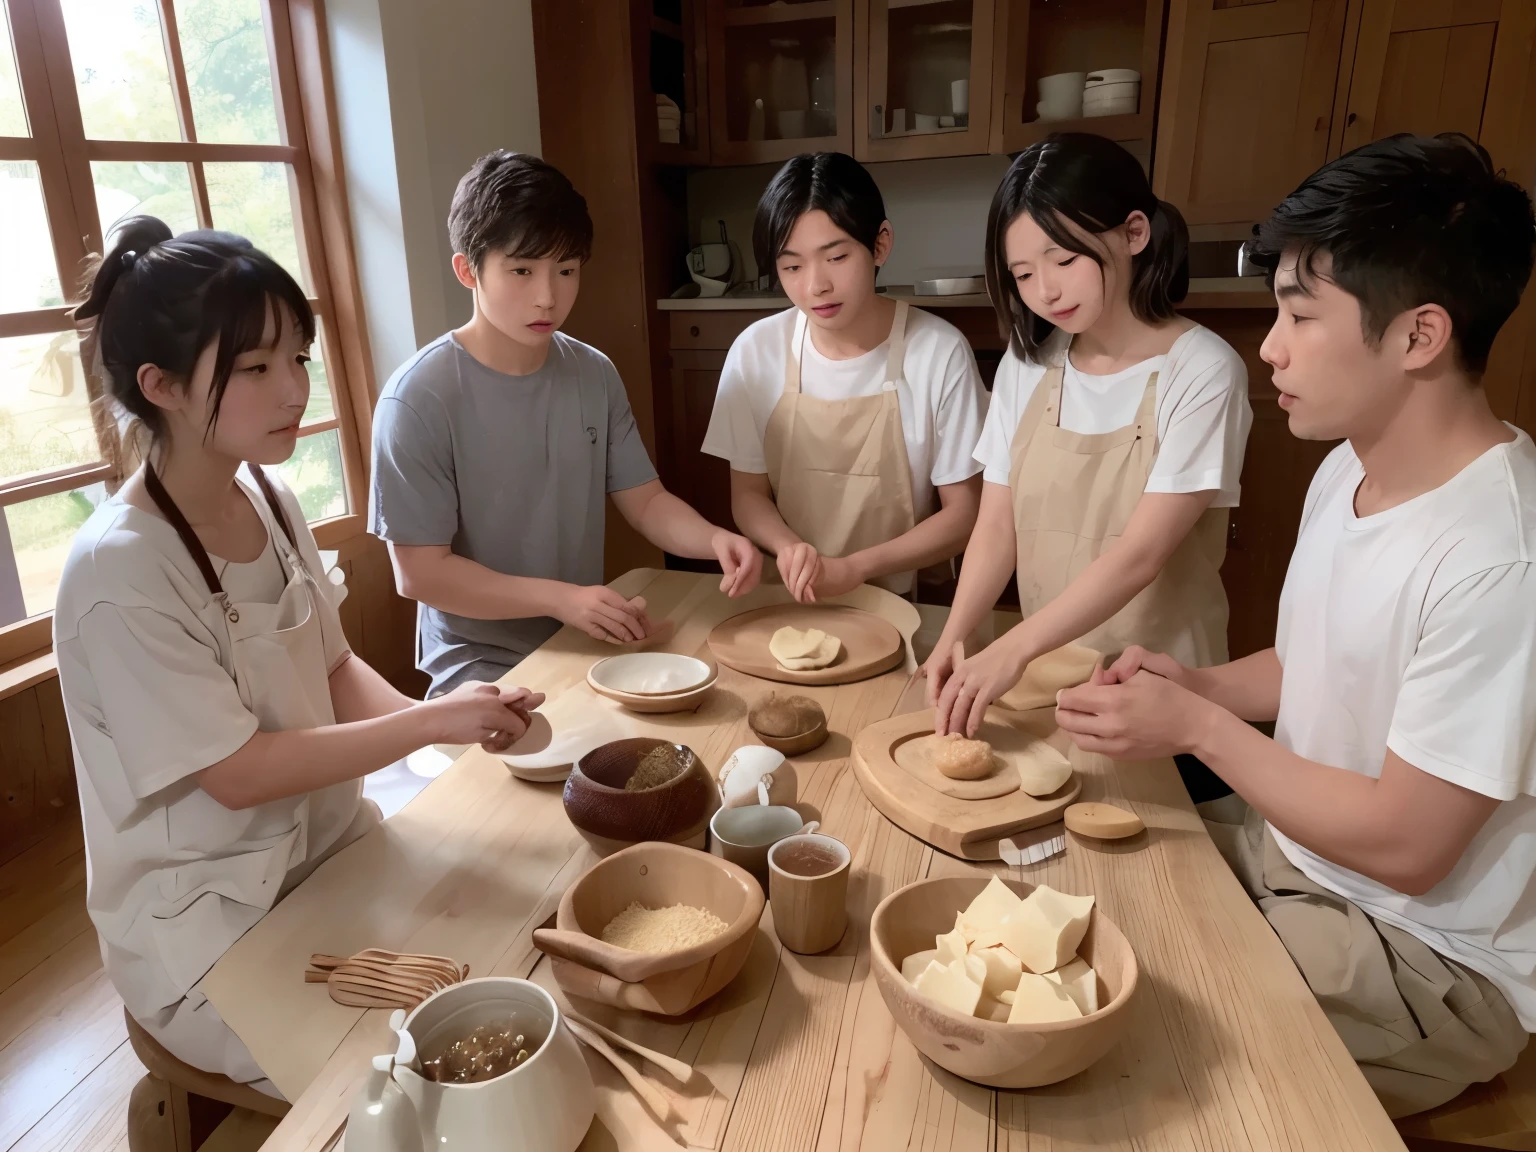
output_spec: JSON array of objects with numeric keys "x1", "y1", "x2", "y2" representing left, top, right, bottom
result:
[{"x1": 1064, "y1": 802, "x2": 1145, "y2": 840}]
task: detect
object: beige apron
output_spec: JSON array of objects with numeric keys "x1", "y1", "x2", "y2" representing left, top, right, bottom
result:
[
  {"x1": 1006, "y1": 349, "x2": 1230, "y2": 669},
  {"x1": 764, "y1": 300, "x2": 919, "y2": 594},
  {"x1": 135, "y1": 465, "x2": 374, "y2": 1091}
]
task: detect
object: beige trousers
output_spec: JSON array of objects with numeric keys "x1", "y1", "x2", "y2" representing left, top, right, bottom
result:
[{"x1": 1202, "y1": 797, "x2": 1528, "y2": 1118}]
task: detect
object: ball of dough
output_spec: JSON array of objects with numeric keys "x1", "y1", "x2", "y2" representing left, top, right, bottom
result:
[{"x1": 936, "y1": 734, "x2": 996, "y2": 780}]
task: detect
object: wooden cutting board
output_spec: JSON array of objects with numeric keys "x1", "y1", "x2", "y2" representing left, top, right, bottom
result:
[
  {"x1": 707, "y1": 603, "x2": 905, "y2": 686},
  {"x1": 852, "y1": 707, "x2": 1080, "y2": 860}
]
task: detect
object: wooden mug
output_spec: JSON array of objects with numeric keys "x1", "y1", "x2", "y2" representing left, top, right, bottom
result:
[{"x1": 768, "y1": 833, "x2": 851, "y2": 954}]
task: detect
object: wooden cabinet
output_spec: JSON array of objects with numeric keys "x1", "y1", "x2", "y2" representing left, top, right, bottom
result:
[
  {"x1": 1155, "y1": 0, "x2": 1536, "y2": 228},
  {"x1": 993, "y1": 0, "x2": 1168, "y2": 155},
  {"x1": 650, "y1": 0, "x2": 712, "y2": 165},
  {"x1": 1332, "y1": 0, "x2": 1529, "y2": 156},
  {"x1": 854, "y1": 0, "x2": 998, "y2": 161},
  {"x1": 1154, "y1": 0, "x2": 1350, "y2": 226},
  {"x1": 704, "y1": 0, "x2": 856, "y2": 164}
]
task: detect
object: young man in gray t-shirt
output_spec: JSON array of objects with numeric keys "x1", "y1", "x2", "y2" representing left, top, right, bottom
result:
[{"x1": 370, "y1": 152, "x2": 761, "y2": 695}]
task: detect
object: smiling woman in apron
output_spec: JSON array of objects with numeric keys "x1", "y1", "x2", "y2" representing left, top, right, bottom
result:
[
  {"x1": 52, "y1": 217, "x2": 542, "y2": 1097},
  {"x1": 927, "y1": 134, "x2": 1252, "y2": 750},
  {"x1": 701, "y1": 153, "x2": 989, "y2": 602}
]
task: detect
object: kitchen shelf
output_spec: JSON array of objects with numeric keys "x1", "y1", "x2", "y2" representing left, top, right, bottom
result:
[
  {"x1": 723, "y1": 0, "x2": 836, "y2": 26},
  {"x1": 1010, "y1": 110, "x2": 1147, "y2": 148}
]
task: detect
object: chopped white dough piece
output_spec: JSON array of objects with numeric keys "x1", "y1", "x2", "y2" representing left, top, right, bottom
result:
[
  {"x1": 960, "y1": 876, "x2": 1024, "y2": 939},
  {"x1": 1006, "y1": 972, "x2": 1082, "y2": 1024},
  {"x1": 935, "y1": 922, "x2": 969, "y2": 967},
  {"x1": 962, "y1": 952, "x2": 987, "y2": 989},
  {"x1": 998, "y1": 988, "x2": 1016, "y2": 1004},
  {"x1": 995, "y1": 885, "x2": 1095, "y2": 974},
  {"x1": 1045, "y1": 957, "x2": 1099, "y2": 1015},
  {"x1": 976, "y1": 994, "x2": 1012, "y2": 1023},
  {"x1": 970, "y1": 943, "x2": 1023, "y2": 999},
  {"x1": 913, "y1": 958, "x2": 983, "y2": 1017},
  {"x1": 901, "y1": 948, "x2": 939, "y2": 984}
]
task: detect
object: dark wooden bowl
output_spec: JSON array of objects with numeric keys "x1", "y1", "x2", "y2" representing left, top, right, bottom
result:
[{"x1": 562, "y1": 738, "x2": 721, "y2": 856}]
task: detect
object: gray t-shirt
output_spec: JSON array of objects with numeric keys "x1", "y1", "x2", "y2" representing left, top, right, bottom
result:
[{"x1": 369, "y1": 331, "x2": 657, "y2": 692}]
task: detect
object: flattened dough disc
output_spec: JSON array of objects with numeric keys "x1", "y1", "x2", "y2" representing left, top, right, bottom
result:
[
  {"x1": 708, "y1": 603, "x2": 903, "y2": 686},
  {"x1": 894, "y1": 733, "x2": 1020, "y2": 800}
]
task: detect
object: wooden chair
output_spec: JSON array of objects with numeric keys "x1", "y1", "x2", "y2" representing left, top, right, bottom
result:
[
  {"x1": 1396, "y1": 1041, "x2": 1536, "y2": 1151},
  {"x1": 123, "y1": 1009, "x2": 289, "y2": 1152}
]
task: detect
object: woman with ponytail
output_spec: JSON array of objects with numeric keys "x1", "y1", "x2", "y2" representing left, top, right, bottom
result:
[
  {"x1": 55, "y1": 217, "x2": 541, "y2": 1095},
  {"x1": 926, "y1": 134, "x2": 1252, "y2": 746}
]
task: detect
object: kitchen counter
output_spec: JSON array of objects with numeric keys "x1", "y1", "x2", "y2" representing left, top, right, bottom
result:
[{"x1": 657, "y1": 276, "x2": 1275, "y2": 311}]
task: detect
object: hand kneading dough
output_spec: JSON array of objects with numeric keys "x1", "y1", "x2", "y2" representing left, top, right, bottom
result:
[
  {"x1": 936, "y1": 734, "x2": 996, "y2": 780},
  {"x1": 769, "y1": 625, "x2": 843, "y2": 671}
]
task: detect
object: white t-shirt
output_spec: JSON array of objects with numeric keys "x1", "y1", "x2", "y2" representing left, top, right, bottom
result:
[
  {"x1": 973, "y1": 325, "x2": 1251, "y2": 506},
  {"x1": 700, "y1": 305, "x2": 988, "y2": 522},
  {"x1": 1270, "y1": 432, "x2": 1536, "y2": 1027}
]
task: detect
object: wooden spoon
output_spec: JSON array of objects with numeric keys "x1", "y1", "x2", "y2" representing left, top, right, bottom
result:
[
  {"x1": 530, "y1": 928, "x2": 698, "y2": 983},
  {"x1": 566, "y1": 1016, "x2": 679, "y2": 1123},
  {"x1": 563, "y1": 1007, "x2": 693, "y2": 1084}
]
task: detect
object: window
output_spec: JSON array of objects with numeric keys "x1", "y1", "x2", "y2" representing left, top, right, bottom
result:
[{"x1": 0, "y1": 0, "x2": 368, "y2": 660}]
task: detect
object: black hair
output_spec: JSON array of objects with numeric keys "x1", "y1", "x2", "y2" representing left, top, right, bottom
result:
[
  {"x1": 1245, "y1": 132, "x2": 1535, "y2": 376},
  {"x1": 71, "y1": 215, "x2": 315, "y2": 453},
  {"x1": 985, "y1": 133, "x2": 1188, "y2": 362},
  {"x1": 753, "y1": 152, "x2": 888, "y2": 286},
  {"x1": 448, "y1": 150, "x2": 594, "y2": 271}
]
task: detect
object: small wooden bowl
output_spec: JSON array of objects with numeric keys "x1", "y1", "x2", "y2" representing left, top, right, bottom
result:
[
  {"x1": 587, "y1": 656, "x2": 717, "y2": 714},
  {"x1": 562, "y1": 738, "x2": 721, "y2": 856},
  {"x1": 748, "y1": 695, "x2": 829, "y2": 757},
  {"x1": 870, "y1": 876, "x2": 1137, "y2": 1088},
  {"x1": 532, "y1": 842, "x2": 764, "y2": 1015}
]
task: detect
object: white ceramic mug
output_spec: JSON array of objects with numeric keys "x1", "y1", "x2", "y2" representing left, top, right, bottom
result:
[
  {"x1": 711, "y1": 805, "x2": 817, "y2": 885},
  {"x1": 951, "y1": 77, "x2": 969, "y2": 117}
]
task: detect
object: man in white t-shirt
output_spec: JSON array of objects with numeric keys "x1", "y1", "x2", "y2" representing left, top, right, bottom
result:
[{"x1": 1055, "y1": 132, "x2": 1536, "y2": 1117}]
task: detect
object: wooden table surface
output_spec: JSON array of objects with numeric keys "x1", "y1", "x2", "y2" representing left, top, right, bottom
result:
[{"x1": 246, "y1": 569, "x2": 1404, "y2": 1152}]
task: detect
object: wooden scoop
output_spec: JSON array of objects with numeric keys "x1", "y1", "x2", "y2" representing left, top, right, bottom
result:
[
  {"x1": 305, "y1": 948, "x2": 468, "y2": 1010},
  {"x1": 530, "y1": 928, "x2": 703, "y2": 983}
]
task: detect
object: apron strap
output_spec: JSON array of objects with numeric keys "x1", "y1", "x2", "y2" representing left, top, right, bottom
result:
[
  {"x1": 784, "y1": 308, "x2": 809, "y2": 397},
  {"x1": 144, "y1": 463, "x2": 224, "y2": 598},
  {"x1": 1134, "y1": 372, "x2": 1159, "y2": 441},
  {"x1": 883, "y1": 300, "x2": 910, "y2": 389},
  {"x1": 247, "y1": 463, "x2": 299, "y2": 554}
]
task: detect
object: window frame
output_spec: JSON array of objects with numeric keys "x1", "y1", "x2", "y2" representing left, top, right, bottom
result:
[{"x1": 0, "y1": 0, "x2": 375, "y2": 667}]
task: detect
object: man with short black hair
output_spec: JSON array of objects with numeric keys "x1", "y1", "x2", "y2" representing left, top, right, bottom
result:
[
  {"x1": 1054, "y1": 132, "x2": 1536, "y2": 1115},
  {"x1": 369, "y1": 151, "x2": 761, "y2": 694}
]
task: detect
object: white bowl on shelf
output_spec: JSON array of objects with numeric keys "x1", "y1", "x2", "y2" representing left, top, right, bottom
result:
[
  {"x1": 1086, "y1": 68, "x2": 1140, "y2": 86},
  {"x1": 1083, "y1": 80, "x2": 1139, "y2": 102},
  {"x1": 1083, "y1": 95, "x2": 1138, "y2": 118}
]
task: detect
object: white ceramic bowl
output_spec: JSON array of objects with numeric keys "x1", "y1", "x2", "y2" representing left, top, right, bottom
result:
[
  {"x1": 394, "y1": 977, "x2": 595, "y2": 1152},
  {"x1": 1086, "y1": 68, "x2": 1140, "y2": 85},
  {"x1": 1083, "y1": 96, "x2": 1138, "y2": 118},
  {"x1": 1083, "y1": 80, "x2": 1139, "y2": 101},
  {"x1": 588, "y1": 652, "x2": 712, "y2": 696}
]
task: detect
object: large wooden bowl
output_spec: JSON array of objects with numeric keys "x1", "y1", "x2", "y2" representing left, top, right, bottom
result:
[
  {"x1": 870, "y1": 875, "x2": 1137, "y2": 1088},
  {"x1": 532, "y1": 842, "x2": 765, "y2": 1015},
  {"x1": 562, "y1": 738, "x2": 721, "y2": 856}
]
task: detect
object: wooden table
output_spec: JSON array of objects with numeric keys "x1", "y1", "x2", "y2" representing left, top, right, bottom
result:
[{"x1": 238, "y1": 569, "x2": 1404, "y2": 1151}]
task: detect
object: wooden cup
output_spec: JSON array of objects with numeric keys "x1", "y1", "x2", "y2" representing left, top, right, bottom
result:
[{"x1": 767, "y1": 833, "x2": 851, "y2": 954}]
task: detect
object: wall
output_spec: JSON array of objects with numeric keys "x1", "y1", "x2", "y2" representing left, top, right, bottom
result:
[
  {"x1": 325, "y1": 0, "x2": 543, "y2": 385},
  {"x1": 686, "y1": 153, "x2": 1012, "y2": 288}
]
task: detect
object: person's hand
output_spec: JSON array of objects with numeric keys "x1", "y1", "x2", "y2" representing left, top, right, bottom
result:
[
  {"x1": 555, "y1": 583, "x2": 649, "y2": 643},
  {"x1": 934, "y1": 638, "x2": 1031, "y2": 737},
  {"x1": 712, "y1": 530, "x2": 763, "y2": 597},
  {"x1": 422, "y1": 683, "x2": 547, "y2": 752},
  {"x1": 776, "y1": 542, "x2": 822, "y2": 603},
  {"x1": 1055, "y1": 669, "x2": 1211, "y2": 760},
  {"x1": 811, "y1": 554, "x2": 865, "y2": 600},
  {"x1": 921, "y1": 638, "x2": 963, "y2": 708},
  {"x1": 1097, "y1": 644, "x2": 1195, "y2": 689}
]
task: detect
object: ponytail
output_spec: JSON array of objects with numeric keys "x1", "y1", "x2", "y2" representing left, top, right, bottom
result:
[
  {"x1": 71, "y1": 215, "x2": 314, "y2": 459},
  {"x1": 984, "y1": 134, "x2": 1189, "y2": 362}
]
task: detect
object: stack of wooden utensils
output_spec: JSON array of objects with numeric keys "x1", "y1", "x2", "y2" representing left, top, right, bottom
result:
[{"x1": 305, "y1": 948, "x2": 469, "y2": 1009}]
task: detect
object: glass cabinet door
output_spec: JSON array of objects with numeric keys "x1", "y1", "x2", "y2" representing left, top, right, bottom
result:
[
  {"x1": 707, "y1": 0, "x2": 853, "y2": 163},
  {"x1": 860, "y1": 0, "x2": 995, "y2": 160}
]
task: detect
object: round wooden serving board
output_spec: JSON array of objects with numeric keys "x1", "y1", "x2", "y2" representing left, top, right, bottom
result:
[
  {"x1": 852, "y1": 707, "x2": 1080, "y2": 861},
  {"x1": 707, "y1": 603, "x2": 905, "y2": 686}
]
